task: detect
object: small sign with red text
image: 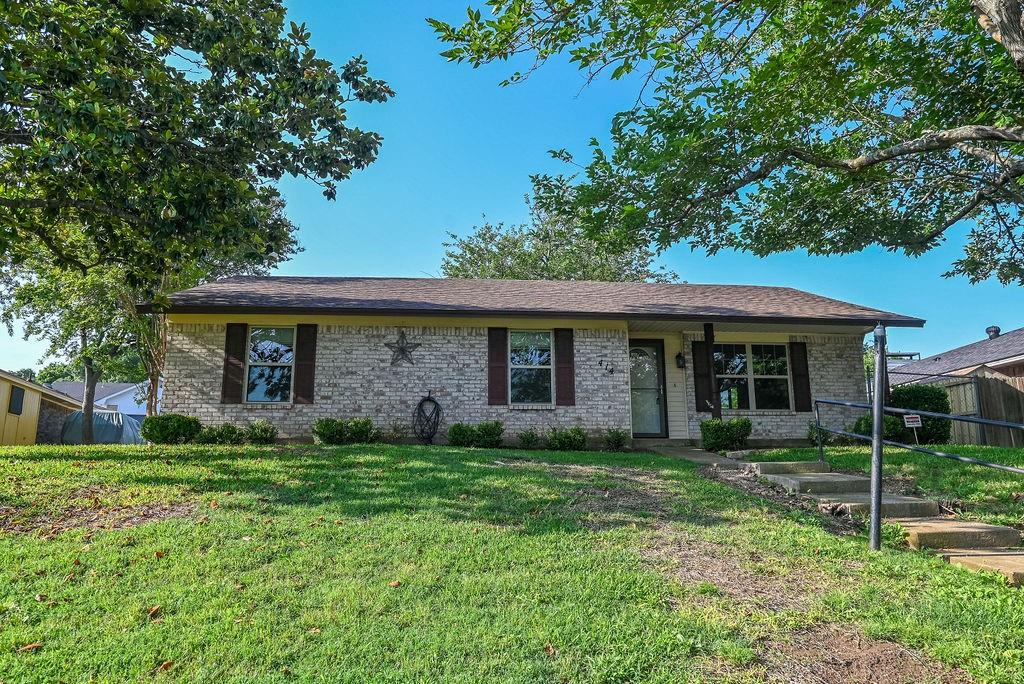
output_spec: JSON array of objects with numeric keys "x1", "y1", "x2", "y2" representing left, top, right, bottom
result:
[{"x1": 903, "y1": 414, "x2": 922, "y2": 428}]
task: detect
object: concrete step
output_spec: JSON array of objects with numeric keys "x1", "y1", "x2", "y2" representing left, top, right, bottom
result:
[
  {"x1": 935, "y1": 548, "x2": 1024, "y2": 587},
  {"x1": 750, "y1": 460, "x2": 831, "y2": 475},
  {"x1": 648, "y1": 446, "x2": 741, "y2": 470},
  {"x1": 762, "y1": 472, "x2": 871, "y2": 494},
  {"x1": 892, "y1": 517, "x2": 1023, "y2": 550},
  {"x1": 810, "y1": 492, "x2": 940, "y2": 518}
]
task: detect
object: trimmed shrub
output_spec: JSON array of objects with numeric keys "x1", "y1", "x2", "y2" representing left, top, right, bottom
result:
[
  {"x1": 603, "y1": 427, "x2": 630, "y2": 451},
  {"x1": 194, "y1": 424, "x2": 246, "y2": 445},
  {"x1": 141, "y1": 414, "x2": 201, "y2": 445},
  {"x1": 546, "y1": 426, "x2": 587, "y2": 451},
  {"x1": 518, "y1": 429, "x2": 541, "y2": 450},
  {"x1": 312, "y1": 418, "x2": 348, "y2": 445},
  {"x1": 699, "y1": 417, "x2": 753, "y2": 452},
  {"x1": 245, "y1": 419, "x2": 278, "y2": 445},
  {"x1": 851, "y1": 414, "x2": 904, "y2": 441},
  {"x1": 474, "y1": 421, "x2": 505, "y2": 448},
  {"x1": 447, "y1": 422, "x2": 477, "y2": 447},
  {"x1": 345, "y1": 417, "x2": 380, "y2": 443},
  {"x1": 890, "y1": 384, "x2": 952, "y2": 444}
]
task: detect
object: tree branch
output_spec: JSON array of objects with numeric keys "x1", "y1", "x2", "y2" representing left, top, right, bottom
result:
[{"x1": 0, "y1": 196, "x2": 143, "y2": 225}]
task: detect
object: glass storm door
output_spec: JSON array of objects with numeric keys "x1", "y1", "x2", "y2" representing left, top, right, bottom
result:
[{"x1": 630, "y1": 341, "x2": 667, "y2": 437}]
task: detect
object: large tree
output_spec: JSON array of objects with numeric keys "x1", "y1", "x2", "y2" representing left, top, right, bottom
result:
[
  {"x1": 1, "y1": 262, "x2": 133, "y2": 443},
  {"x1": 432, "y1": 0, "x2": 1024, "y2": 284},
  {"x1": 1, "y1": 0, "x2": 392, "y2": 287},
  {"x1": 441, "y1": 188, "x2": 677, "y2": 281}
]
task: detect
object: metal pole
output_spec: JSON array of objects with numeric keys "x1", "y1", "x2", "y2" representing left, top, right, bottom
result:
[
  {"x1": 814, "y1": 402, "x2": 825, "y2": 462},
  {"x1": 869, "y1": 324, "x2": 887, "y2": 551}
]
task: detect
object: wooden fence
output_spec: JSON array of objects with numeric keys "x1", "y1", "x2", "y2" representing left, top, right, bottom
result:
[{"x1": 935, "y1": 372, "x2": 1024, "y2": 447}]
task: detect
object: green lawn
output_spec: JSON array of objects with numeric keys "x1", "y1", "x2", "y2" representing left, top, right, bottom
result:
[
  {"x1": 747, "y1": 445, "x2": 1024, "y2": 527},
  {"x1": 1, "y1": 444, "x2": 1023, "y2": 683}
]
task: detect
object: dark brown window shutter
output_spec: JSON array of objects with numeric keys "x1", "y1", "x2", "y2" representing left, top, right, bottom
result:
[
  {"x1": 221, "y1": 323, "x2": 247, "y2": 404},
  {"x1": 293, "y1": 324, "x2": 318, "y2": 405},
  {"x1": 691, "y1": 341, "x2": 712, "y2": 412},
  {"x1": 487, "y1": 327, "x2": 508, "y2": 405},
  {"x1": 789, "y1": 341, "x2": 812, "y2": 412},
  {"x1": 554, "y1": 328, "x2": 575, "y2": 406}
]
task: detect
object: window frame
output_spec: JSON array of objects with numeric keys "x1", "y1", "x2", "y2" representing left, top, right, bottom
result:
[
  {"x1": 714, "y1": 342, "x2": 794, "y2": 411},
  {"x1": 507, "y1": 329, "x2": 556, "y2": 406},
  {"x1": 243, "y1": 325, "x2": 296, "y2": 404},
  {"x1": 8, "y1": 385, "x2": 25, "y2": 416}
]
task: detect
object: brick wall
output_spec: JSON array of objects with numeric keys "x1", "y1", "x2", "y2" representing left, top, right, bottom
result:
[
  {"x1": 162, "y1": 323, "x2": 632, "y2": 441},
  {"x1": 677, "y1": 333, "x2": 867, "y2": 442},
  {"x1": 37, "y1": 398, "x2": 73, "y2": 444}
]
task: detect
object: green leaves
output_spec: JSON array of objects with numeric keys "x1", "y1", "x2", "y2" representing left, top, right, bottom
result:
[
  {"x1": 435, "y1": 0, "x2": 1024, "y2": 285},
  {"x1": 1, "y1": 0, "x2": 392, "y2": 290}
]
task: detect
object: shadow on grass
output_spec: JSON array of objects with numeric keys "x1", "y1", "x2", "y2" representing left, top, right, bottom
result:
[{"x1": 0, "y1": 444, "x2": 747, "y2": 535}]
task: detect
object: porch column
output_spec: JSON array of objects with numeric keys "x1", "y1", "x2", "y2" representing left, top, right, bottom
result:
[{"x1": 703, "y1": 323, "x2": 722, "y2": 419}]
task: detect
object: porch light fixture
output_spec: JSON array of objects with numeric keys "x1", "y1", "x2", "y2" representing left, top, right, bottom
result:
[{"x1": 675, "y1": 352, "x2": 686, "y2": 369}]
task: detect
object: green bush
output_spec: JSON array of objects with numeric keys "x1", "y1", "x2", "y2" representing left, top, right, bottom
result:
[
  {"x1": 312, "y1": 418, "x2": 348, "y2": 445},
  {"x1": 245, "y1": 419, "x2": 278, "y2": 445},
  {"x1": 474, "y1": 421, "x2": 505, "y2": 448},
  {"x1": 518, "y1": 429, "x2": 541, "y2": 450},
  {"x1": 890, "y1": 384, "x2": 952, "y2": 444},
  {"x1": 851, "y1": 414, "x2": 904, "y2": 441},
  {"x1": 345, "y1": 417, "x2": 380, "y2": 443},
  {"x1": 699, "y1": 417, "x2": 753, "y2": 452},
  {"x1": 313, "y1": 417, "x2": 382, "y2": 445},
  {"x1": 141, "y1": 414, "x2": 202, "y2": 445},
  {"x1": 806, "y1": 421, "x2": 831, "y2": 446},
  {"x1": 447, "y1": 422, "x2": 477, "y2": 447},
  {"x1": 603, "y1": 427, "x2": 630, "y2": 451},
  {"x1": 194, "y1": 424, "x2": 246, "y2": 445},
  {"x1": 546, "y1": 426, "x2": 587, "y2": 451}
]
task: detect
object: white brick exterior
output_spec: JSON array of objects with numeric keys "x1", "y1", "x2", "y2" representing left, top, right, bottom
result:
[
  {"x1": 162, "y1": 323, "x2": 631, "y2": 441},
  {"x1": 162, "y1": 320, "x2": 866, "y2": 444},
  {"x1": 677, "y1": 333, "x2": 867, "y2": 442}
]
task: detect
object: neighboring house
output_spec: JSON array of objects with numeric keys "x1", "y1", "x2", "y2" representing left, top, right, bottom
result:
[
  {"x1": 0, "y1": 369, "x2": 80, "y2": 445},
  {"x1": 890, "y1": 326, "x2": 1024, "y2": 385},
  {"x1": 149, "y1": 276, "x2": 924, "y2": 445},
  {"x1": 49, "y1": 381, "x2": 160, "y2": 423}
]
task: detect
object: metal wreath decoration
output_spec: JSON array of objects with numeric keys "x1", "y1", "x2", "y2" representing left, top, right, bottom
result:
[{"x1": 413, "y1": 392, "x2": 443, "y2": 444}]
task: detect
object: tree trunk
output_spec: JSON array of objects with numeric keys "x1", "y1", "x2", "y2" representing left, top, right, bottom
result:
[
  {"x1": 82, "y1": 355, "x2": 99, "y2": 445},
  {"x1": 974, "y1": 0, "x2": 1024, "y2": 74},
  {"x1": 146, "y1": 370, "x2": 160, "y2": 416}
]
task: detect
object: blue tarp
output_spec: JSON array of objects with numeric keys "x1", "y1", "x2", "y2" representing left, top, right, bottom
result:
[{"x1": 61, "y1": 411, "x2": 144, "y2": 445}]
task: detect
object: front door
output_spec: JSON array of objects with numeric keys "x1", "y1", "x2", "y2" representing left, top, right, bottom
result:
[{"x1": 629, "y1": 340, "x2": 667, "y2": 438}]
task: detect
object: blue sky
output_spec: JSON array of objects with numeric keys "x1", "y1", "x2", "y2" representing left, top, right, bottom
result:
[{"x1": 2, "y1": 1, "x2": 1020, "y2": 370}]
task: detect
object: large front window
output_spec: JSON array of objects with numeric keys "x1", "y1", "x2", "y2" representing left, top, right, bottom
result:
[
  {"x1": 246, "y1": 327, "x2": 295, "y2": 403},
  {"x1": 714, "y1": 343, "x2": 792, "y2": 410},
  {"x1": 509, "y1": 330, "x2": 553, "y2": 404}
]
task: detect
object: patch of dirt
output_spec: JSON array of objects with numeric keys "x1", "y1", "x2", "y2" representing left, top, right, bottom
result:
[
  {"x1": 644, "y1": 529, "x2": 828, "y2": 611},
  {"x1": 495, "y1": 459, "x2": 678, "y2": 528},
  {"x1": 0, "y1": 486, "x2": 196, "y2": 538},
  {"x1": 762, "y1": 624, "x2": 975, "y2": 684},
  {"x1": 702, "y1": 465, "x2": 865, "y2": 536}
]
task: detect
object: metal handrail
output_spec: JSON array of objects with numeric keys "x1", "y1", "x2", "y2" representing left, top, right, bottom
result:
[
  {"x1": 815, "y1": 398, "x2": 1024, "y2": 430},
  {"x1": 812, "y1": 421, "x2": 1024, "y2": 476}
]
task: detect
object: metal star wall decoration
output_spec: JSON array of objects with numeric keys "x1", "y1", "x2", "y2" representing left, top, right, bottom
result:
[{"x1": 385, "y1": 330, "x2": 421, "y2": 366}]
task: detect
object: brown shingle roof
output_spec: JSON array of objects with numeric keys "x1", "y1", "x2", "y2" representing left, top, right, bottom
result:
[
  {"x1": 890, "y1": 325, "x2": 1024, "y2": 383},
  {"x1": 154, "y1": 276, "x2": 924, "y2": 327}
]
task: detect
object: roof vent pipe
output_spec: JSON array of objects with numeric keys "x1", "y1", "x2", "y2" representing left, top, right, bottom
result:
[{"x1": 986, "y1": 325, "x2": 1001, "y2": 339}]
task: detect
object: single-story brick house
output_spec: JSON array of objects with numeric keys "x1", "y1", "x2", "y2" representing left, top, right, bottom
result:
[{"x1": 153, "y1": 277, "x2": 924, "y2": 445}]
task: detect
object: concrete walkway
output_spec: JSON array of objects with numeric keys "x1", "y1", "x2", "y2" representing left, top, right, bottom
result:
[{"x1": 648, "y1": 445, "x2": 1024, "y2": 586}]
